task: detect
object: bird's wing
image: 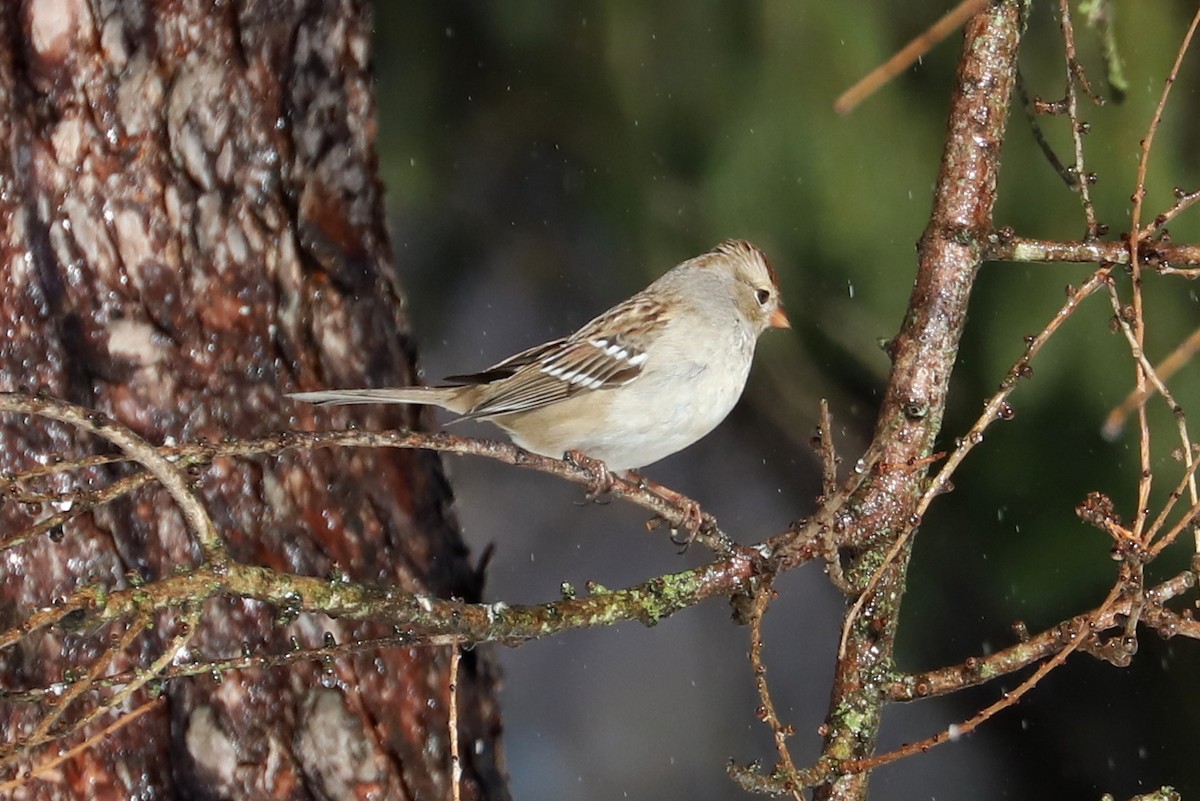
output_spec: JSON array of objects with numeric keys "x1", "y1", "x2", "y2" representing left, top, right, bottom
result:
[
  {"x1": 442, "y1": 339, "x2": 568, "y2": 385},
  {"x1": 454, "y1": 294, "x2": 671, "y2": 420}
]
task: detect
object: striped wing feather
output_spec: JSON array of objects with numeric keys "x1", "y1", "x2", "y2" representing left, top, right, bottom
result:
[{"x1": 451, "y1": 294, "x2": 669, "y2": 420}]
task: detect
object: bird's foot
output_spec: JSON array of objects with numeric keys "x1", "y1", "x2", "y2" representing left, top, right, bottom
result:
[
  {"x1": 630, "y1": 472, "x2": 705, "y2": 548},
  {"x1": 565, "y1": 450, "x2": 617, "y2": 501}
]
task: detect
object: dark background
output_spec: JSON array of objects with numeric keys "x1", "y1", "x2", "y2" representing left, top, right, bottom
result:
[{"x1": 369, "y1": 3, "x2": 1200, "y2": 799}]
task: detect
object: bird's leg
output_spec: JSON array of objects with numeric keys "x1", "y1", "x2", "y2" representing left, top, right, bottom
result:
[
  {"x1": 565, "y1": 450, "x2": 617, "y2": 501},
  {"x1": 627, "y1": 471, "x2": 705, "y2": 546}
]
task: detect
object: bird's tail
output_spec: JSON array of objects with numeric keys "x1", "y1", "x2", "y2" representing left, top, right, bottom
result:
[{"x1": 287, "y1": 387, "x2": 458, "y2": 409}]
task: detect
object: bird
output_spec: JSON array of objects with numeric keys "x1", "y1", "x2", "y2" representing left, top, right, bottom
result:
[{"x1": 289, "y1": 239, "x2": 789, "y2": 474}]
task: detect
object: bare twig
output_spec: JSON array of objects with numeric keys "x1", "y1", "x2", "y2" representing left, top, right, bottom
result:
[
  {"x1": 1126, "y1": 3, "x2": 1200, "y2": 542},
  {"x1": 0, "y1": 697, "x2": 163, "y2": 794},
  {"x1": 20, "y1": 618, "x2": 149, "y2": 752},
  {"x1": 1082, "y1": 0, "x2": 1128, "y2": 101},
  {"x1": 1144, "y1": 187, "x2": 1200, "y2": 236},
  {"x1": 449, "y1": 646, "x2": 462, "y2": 801},
  {"x1": 835, "y1": 0, "x2": 988, "y2": 114},
  {"x1": 1102, "y1": 278, "x2": 1198, "y2": 546},
  {"x1": 888, "y1": 569, "x2": 1197, "y2": 701},
  {"x1": 853, "y1": 588, "x2": 1121, "y2": 774},
  {"x1": 985, "y1": 235, "x2": 1200, "y2": 265},
  {"x1": 0, "y1": 394, "x2": 224, "y2": 562},
  {"x1": 1103, "y1": 327, "x2": 1200, "y2": 440},
  {"x1": 0, "y1": 398, "x2": 736, "y2": 556},
  {"x1": 1, "y1": 606, "x2": 202, "y2": 775},
  {"x1": 1016, "y1": 73, "x2": 1075, "y2": 188},
  {"x1": 0, "y1": 631, "x2": 432, "y2": 702},
  {"x1": 1148, "y1": 493, "x2": 1200, "y2": 559},
  {"x1": 746, "y1": 579, "x2": 804, "y2": 800},
  {"x1": 918, "y1": 269, "x2": 1109, "y2": 517},
  {"x1": 1057, "y1": 0, "x2": 1103, "y2": 238},
  {"x1": 817, "y1": 399, "x2": 838, "y2": 500}
]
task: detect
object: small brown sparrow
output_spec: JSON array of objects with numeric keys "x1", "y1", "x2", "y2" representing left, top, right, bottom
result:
[{"x1": 290, "y1": 239, "x2": 788, "y2": 472}]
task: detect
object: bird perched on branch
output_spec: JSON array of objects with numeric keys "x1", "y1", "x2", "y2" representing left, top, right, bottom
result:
[{"x1": 290, "y1": 239, "x2": 789, "y2": 474}]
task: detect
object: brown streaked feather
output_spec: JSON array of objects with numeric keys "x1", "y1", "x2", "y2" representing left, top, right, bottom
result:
[
  {"x1": 452, "y1": 293, "x2": 672, "y2": 420},
  {"x1": 713, "y1": 239, "x2": 779, "y2": 286},
  {"x1": 454, "y1": 371, "x2": 574, "y2": 420},
  {"x1": 443, "y1": 339, "x2": 568, "y2": 385}
]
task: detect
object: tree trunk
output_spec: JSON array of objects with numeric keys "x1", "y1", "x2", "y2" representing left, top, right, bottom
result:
[{"x1": 0, "y1": 2, "x2": 506, "y2": 798}]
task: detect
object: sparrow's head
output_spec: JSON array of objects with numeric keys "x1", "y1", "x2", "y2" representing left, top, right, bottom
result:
[{"x1": 708, "y1": 239, "x2": 790, "y2": 335}]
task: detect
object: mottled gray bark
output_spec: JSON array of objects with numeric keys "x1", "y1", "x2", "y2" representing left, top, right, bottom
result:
[{"x1": 0, "y1": 2, "x2": 505, "y2": 799}]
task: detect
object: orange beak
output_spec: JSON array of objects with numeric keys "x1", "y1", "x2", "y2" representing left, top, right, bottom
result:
[{"x1": 770, "y1": 306, "x2": 791, "y2": 330}]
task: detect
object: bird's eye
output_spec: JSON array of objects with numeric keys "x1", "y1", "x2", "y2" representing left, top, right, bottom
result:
[{"x1": 755, "y1": 288, "x2": 771, "y2": 306}]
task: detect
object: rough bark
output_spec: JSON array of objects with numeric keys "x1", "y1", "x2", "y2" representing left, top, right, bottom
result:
[
  {"x1": 814, "y1": 4, "x2": 1025, "y2": 799},
  {"x1": 0, "y1": 2, "x2": 505, "y2": 799}
]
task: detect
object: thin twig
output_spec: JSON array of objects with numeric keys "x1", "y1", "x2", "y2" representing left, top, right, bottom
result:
[
  {"x1": 1144, "y1": 187, "x2": 1200, "y2": 237},
  {"x1": 0, "y1": 697, "x2": 163, "y2": 794},
  {"x1": 449, "y1": 646, "x2": 462, "y2": 801},
  {"x1": 921, "y1": 267, "x2": 1108, "y2": 513},
  {"x1": 1082, "y1": 0, "x2": 1128, "y2": 101},
  {"x1": 888, "y1": 569, "x2": 1196, "y2": 701},
  {"x1": 747, "y1": 579, "x2": 804, "y2": 800},
  {"x1": 985, "y1": 235, "x2": 1200, "y2": 265},
  {"x1": 0, "y1": 394, "x2": 225, "y2": 562},
  {"x1": 0, "y1": 397, "x2": 735, "y2": 556},
  {"x1": 834, "y1": 0, "x2": 988, "y2": 114},
  {"x1": 1127, "y1": 4, "x2": 1200, "y2": 542},
  {"x1": 0, "y1": 631, "x2": 437, "y2": 703},
  {"x1": 1102, "y1": 279, "x2": 1198, "y2": 546},
  {"x1": 0, "y1": 606, "x2": 202, "y2": 774},
  {"x1": 1016, "y1": 72, "x2": 1075, "y2": 187},
  {"x1": 1103, "y1": 326, "x2": 1200, "y2": 440},
  {"x1": 818, "y1": 399, "x2": 838, "y2": 500},
  {"x1": 20, "y1": 618, "x2": 149, "y2": 752},
  {"x1": 853, "y1": 585, "x2": 1123, "y2": 773},
  {"x1": 1057, "y1": 0, "x2": 1103, "y2": 238},
  {"x1": 0, "y1": 468, "x2": 162, "y2": 554},
  {"x1": 1148, "y1": 493, "x2": 1200, "y2": 559}
]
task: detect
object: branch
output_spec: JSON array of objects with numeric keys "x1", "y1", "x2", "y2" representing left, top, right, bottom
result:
[
  {"x1": 0, "y1": 395, "x2": 739, "y2": 557},
  {"x1": 0, "y1": 394, "x2": 224, "y2": 561},
  {"x1": 886, "y1": 569, "x2": 1197, "y2": 702},
  {"x1": 984, "y1": 234, "x2": 1200, "y2": 266},
  {"x1": 813, "y1": 4, "x2": 1025, "y2": 800}
]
